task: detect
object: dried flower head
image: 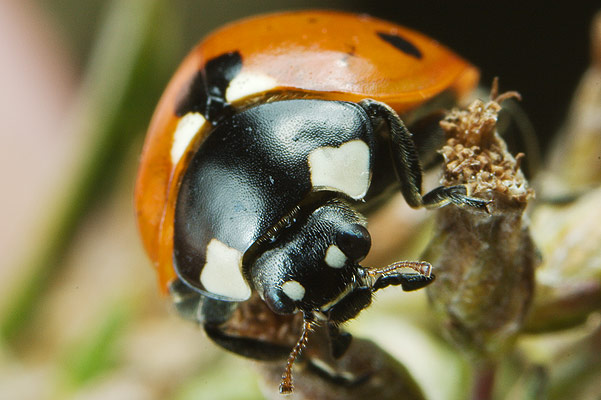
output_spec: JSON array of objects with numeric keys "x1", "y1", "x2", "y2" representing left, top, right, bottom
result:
[
  {"x1": 439, "y1": 81, "x2": 534, "y2": 210},
  {"x1": 426, "y1": 83, "x2": 537, "y2": 360}
]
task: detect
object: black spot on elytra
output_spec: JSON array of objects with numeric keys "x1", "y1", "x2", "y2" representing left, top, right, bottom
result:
[
  {"x1": 345, "y1": 43, "x2": 357, "y2": 57},
  {"x1": 175, "y1": 51, "x2": 243, "y2": 122},
  {"x1": 377, "y1": 32, "x2": 422, "y2": 59}
]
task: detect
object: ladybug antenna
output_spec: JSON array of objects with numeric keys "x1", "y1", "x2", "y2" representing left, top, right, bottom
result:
[{"x1": 279, "y1": 313, "x2": 315, "y2": 394}]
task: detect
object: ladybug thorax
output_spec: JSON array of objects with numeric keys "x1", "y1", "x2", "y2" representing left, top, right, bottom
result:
[{"x1": 173, "y1": 99, "x2": 375, "y2": 302}]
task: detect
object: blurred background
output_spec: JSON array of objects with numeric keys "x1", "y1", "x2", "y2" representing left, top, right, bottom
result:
[{"x1": 1, "y1": 1, "x2": 600, "y2": 399}]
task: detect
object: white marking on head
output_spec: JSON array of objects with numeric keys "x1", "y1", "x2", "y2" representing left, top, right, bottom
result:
[
  {"x1": 320, "y1": 284, "x2": 355, "y2": 312},
  {"x1": 171, "y1": 112, "x2": 206, "y2": 164},
  {"x1": 200, "y1": 239, "x2": 251, "y2": 301},
  {"x1": 281, "y1": 280, "x2": 306, "y2": 301},
  {"x1": 325, "y1": 245, "x2": 347, "y2": 268},
  {"x1": 308, "y1": 139, "x2": 370, "y2": 199},
  {"x1": 225, "y1": 72, "x2": 278, "y2": 103}
]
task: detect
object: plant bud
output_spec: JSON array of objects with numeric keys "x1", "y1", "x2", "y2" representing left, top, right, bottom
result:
[{"x1": 426, "y1": 90, "x2": 537, "y2": 359}]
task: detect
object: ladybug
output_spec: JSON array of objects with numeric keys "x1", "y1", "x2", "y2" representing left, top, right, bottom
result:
[{"x1": 135, "y1": 10, "x2": 487, "y2": 393}]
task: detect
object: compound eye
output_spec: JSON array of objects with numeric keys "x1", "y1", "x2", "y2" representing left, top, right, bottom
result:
[{"x1": 336, "y1": 224, "x2": 371, "y2": 262}]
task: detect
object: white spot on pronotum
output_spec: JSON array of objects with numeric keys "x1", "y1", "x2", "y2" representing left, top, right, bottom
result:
[
  {"x1": 200, "y1": 239, "x2": 251, "y2": 301},
  {"x1": 281, "y1": 280, "x2": 306, "y2": 301},
  {"x1": 324, "y1": 244, "x2": 347, "y2": 268},
  {"x1": 171, "y1": 112, "x2": 206, "y2": 164},
  {"x1": 225, "y1": 72, "x2": 278, "y2": 103},
  {"x1": 308, "y1": 139, "x2": 370, "y2": 199}
]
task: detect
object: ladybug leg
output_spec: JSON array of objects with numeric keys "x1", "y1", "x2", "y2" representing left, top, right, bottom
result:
[
  {"x1": 293, "y1": 323, "x2": 371, "y2": 388},
  {"x1": 201, "y1": 298, "x2": 293, "y2": 361},
  {"x1": 169, "y1": 278, "x2": 212, "y2": 322},
  {"x1": 305, "y1": 358, "x2": 372, "y2": 387},
  {"x1": 170, "y1": 278, "x2": 237, "y2": 323},
  {"x1": 359, "y1": 99, "x2": 490, "y2": 212},
  {"x1": 203, "y1": 324, "x2": 292, "y2": 361},
  {"x1": 360, "y1": 260, "x2": 435, "y2": 292},
  {"x1": 372, "y1": 272, "x2": 435, "y2": 292},
  {"x1": 170, "y1": 279, "x2": 291, "y2": 360},
  {"x1": 327, "y1": 323, "x2": 353, "y2": 359}
]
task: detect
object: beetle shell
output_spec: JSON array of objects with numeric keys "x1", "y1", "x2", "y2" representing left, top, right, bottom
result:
[
  {"x1": 134, "y1": 10, "x2": 479, "y2": 293},
  {"x1": 174, "y1": 99, "x2": 374, "y2": 301}
]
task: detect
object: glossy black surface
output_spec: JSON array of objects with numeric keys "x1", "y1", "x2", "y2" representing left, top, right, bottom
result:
[
  {"x1": 173, "y1": 100, "x2": 374, "y2": 296},
  {"x1": 250, "y1": 199, "x2": 367, "y2": 315},
  {"x1": 376, "y1": 32, "x2": 422, "y2": 59},
  {"x1": 175, "y1": 51, "x2": 242, "y2": 122}
]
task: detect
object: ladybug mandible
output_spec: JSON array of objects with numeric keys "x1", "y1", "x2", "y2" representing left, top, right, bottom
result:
[{"x1": 135, "y1": 10, "x2": 487, "y2": 393}]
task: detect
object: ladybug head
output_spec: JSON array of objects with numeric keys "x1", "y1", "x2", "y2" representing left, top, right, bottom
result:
[
  {"x1": 249, "y1": 198, "x2": 373, "y2": 319},
  {"x1": 247, "y1": 197, "x2": 434, "y2": 394}
]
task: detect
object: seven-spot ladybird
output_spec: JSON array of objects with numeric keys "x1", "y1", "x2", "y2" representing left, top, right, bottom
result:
[{"x1": 134, "y1": 10, "x2": 487, "y2": 393}]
